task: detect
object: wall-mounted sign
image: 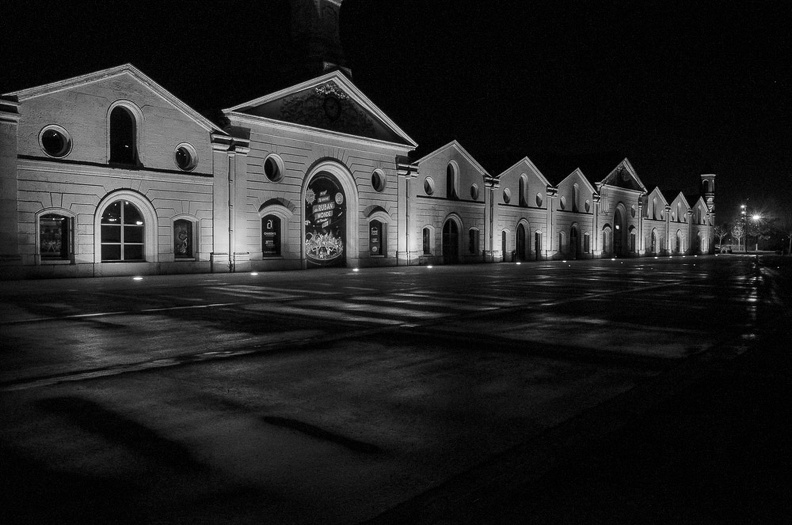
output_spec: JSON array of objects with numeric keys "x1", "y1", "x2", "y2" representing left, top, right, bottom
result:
[{"x1": 305, "y1": 173, "x2": 345, "y2": 268}]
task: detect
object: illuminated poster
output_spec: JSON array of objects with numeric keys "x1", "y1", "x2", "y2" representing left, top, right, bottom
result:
[{"x1": 305, "y1": 173, "x2": 345, "y2": 267}]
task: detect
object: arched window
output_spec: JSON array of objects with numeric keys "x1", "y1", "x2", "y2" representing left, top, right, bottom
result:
[
  {"x1": 446, "y1": 163, "x2": 459, "y2": 200},
  {"x1": 423, "y1": 227, "x2": 432, "y2": 255},
  {"x1": 109, "y1": 106, "x2": 138, "y2": 165},
  {"x1": 573, "y1": 184, "x2": 579, "y2": 212},
  {"x1": 39, "y1": 213, "x2": 72, "y2": 260},
  {"x1": 602, "y1": 226, "x2": 612, "y2": 255},
  {"x1": 369, "y1": 220, "x2": 385, "y2": 256},
  {"x1": 583, "y1": 232, "x2": 591, "y2": 253},
  {"x1": 262, "y1": 215, "x2": 282, "y2": 257},
  {"x1": 101, "y1": 200, "x2": 144, "y2": 261},
  {"x1": 519, "y1": 174, "x2": 528, "y2": 207}
]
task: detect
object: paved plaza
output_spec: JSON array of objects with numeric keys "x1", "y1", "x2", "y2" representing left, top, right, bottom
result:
[{"x1": 1, "y1": 255, "x2": 790, "y2": 524}]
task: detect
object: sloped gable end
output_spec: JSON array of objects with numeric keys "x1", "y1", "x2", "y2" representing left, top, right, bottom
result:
[
  {"x1": 600, "y1": 159, "x2": 647, "y2": 193},
  {"x1": 5, "y1": 64, "x2": 223, "y2": 134},
  {"x1": 229, "y1": 74, "x2": 416, "y2": 147}
]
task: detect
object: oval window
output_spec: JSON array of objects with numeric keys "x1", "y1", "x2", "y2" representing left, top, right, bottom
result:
[
  {"x1": 40, "y1": 126, "x2": 72, "y2": 158},
  {"x1": 264, "y1": 155, "x2": 284, "y2": 182},
  {"x1": 536, "y1": 193, "x2": 543, "y2": 207},
  {"x1": 503, "y1": 188, "x2": 511, "y2": 204},
  {"x1": 560, "y1": 196, "x2": 566, "y2": 210},
  {"x1": 174, "y1": 143, "x2": 197, "y2": 171},
  {"x1": 470, "y1": 184, "x2": 479, "y2": 200},
  {"x1": 424, "y1": 177, "x2": 435, "y2": 195},
  {"x1": 371, "y1": 170, "x2": 386, "y2": 192}
]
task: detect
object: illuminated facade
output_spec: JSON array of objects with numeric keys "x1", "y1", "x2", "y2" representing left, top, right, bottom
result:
[{"x1": 0, "y1": 64, "x2": 714, "y2": 279}]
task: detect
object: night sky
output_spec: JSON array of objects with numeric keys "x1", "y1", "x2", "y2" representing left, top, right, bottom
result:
[{"x1": 2, "y1": 0, "x2": 789, "y2": 223}]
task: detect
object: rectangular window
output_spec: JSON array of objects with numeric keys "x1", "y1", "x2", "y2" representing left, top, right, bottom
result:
[
  {"x1": 423, "y1": 228, "x2": 431, "y2": 255},
  {"x1": 174, "y1": 220, "x2": 194, "y2": 258},
  {"x1": 369, "y1": 220, "x2": 385, "y2": 256},
  {"x1": 40, "y1": 215, "x2": 70, "y2": 260},
  {"x1": 584, "y1": 234, "x2": 590, "y2": 253}
]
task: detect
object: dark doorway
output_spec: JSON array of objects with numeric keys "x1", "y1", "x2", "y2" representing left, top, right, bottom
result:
[
  {"x1": 534, "y1": 231, "x2": 542, "y2": 260},
  {"x1": 614, "y1": 208, "x2": 625, "y2": 257},
  {"x1": 516, "y1": 224, "x2": 526, "y2": 261},
  {"x1": 570, "y1": 227, "x2": 578, "y2": 259},
  {"x1": 442, "y1": 220, "x2": 459, "y2": 264}
]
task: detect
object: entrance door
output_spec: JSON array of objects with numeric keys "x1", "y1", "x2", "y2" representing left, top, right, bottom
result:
[
  {"x1": 534, "y1": 231, "x2": 542, "y2": 260},
  {"x1": 613, "y1": 208, "x2": 624, "y2": 257},
  {"x1": 501, "y1": 231, "x2": 507, "y2": 262},
  {"x1": 570, "y1": 227, "x2": 578, "y2": 259},
  {"x1": 516, "y1": 224, "x2": 526, "y2": 261},
  {"x1": 305, "y1": 172, "x2": 346, "y2": 268},
  {"x1": 442, "y1": 220, "x2": 459, "y2": 264}
]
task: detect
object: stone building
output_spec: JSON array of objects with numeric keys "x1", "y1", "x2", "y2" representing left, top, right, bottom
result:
[{"x1": 0, "y1": 0, "x2": 715, "y2": 279}]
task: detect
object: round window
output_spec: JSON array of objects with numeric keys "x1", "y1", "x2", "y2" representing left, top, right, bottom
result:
[
  {"x1": 174, "y1": 143, "x2": 197, "y2": 171},
  {"x1": 371, "y1": 170, "x2": 386, "y2": 192},
  {"x1": 503, "y1": 188, "x2": 511, "y2": 204},
  {"x1": 264, "y1": 155, "x2": 284, "y2": 182},
  {"x1": 470, "y1": 184, "x2": 479, "y2": 200},
  {"x1": 39, "y1": 126, "x2": 72, "y2": 158},
  {"x1": 424, "y1": 177, "x2": 435, "y2": 195}
]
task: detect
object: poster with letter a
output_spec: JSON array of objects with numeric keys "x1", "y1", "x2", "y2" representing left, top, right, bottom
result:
[{"x1": 305, "y1": 173, "x2": 346, "y2": 268}]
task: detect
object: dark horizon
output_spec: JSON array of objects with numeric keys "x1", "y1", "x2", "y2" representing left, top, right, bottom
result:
[{"x1": 3, "y1": 0, "x2": 789, "y2": 222}]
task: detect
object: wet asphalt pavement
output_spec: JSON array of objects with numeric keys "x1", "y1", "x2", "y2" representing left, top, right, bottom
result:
[{"x1": 1, "y1": 255, "x2": 790, "y2": 524}]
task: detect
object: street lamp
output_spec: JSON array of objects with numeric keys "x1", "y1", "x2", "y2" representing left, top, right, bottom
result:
[{"x1": 740, "y1": 204, "x2": 747, "y2": 252}]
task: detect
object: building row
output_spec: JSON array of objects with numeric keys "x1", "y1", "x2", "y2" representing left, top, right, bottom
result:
[{"x1": 0, "y1": 64, "x2": 715, "y2": 279}]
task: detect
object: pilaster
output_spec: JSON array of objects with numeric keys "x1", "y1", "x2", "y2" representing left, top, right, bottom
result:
[{"x1": 0, "y1": 98, "x2": 21, "y2": 262}]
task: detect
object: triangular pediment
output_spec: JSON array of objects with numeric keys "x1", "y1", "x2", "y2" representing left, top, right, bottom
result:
[
  {"x1": 600, "y1": 159, "x2": 647, "y2": 193},
  {"x1": 226, "y1": 72, "x2": 417, "y2": 148},
  {"x1": 4, "y1": 63, "x2": 224, "y2": 134}
]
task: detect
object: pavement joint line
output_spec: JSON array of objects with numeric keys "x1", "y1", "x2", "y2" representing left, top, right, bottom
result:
[
  {"x1": 0, "y1": 275, "x2": 713, "y2": 390},
  {"x1": 0, "y1": 262, "x2": 762, "y2": 392}
]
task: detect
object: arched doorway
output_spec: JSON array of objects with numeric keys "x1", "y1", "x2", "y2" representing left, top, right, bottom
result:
[
  {"x1": 651, "y1": 228, "x2": 658, "y2": 254},
  {"x1": 675, "y1": 230, "x2": 682, "y2": 254},
  {"x1": 442, "y1": 219, "x2": 459, "y2": 264},
  {"x1": 613, "y1": 207, "x2": 626, "y2": 257},
  {"x1": 305, "y1": 172, "x2": 346, "y2": 268},
  {"x1": 516, "y1": 223, "x2": 527, "y2": 261},
  {"x1": 570, "y1": 226, "x2": 579, "y2": 259}
]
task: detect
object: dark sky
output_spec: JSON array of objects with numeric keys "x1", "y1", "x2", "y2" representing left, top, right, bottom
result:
[{"x1": 3, "y1": 0, "x2": 789, "y2": 223}]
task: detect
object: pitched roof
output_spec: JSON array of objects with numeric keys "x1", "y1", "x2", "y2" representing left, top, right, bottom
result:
[
  {"x1": 224, "y1": 70, "x2": 417, "y2": 148},
  {"x1": 4, "y1": 63, "x2": 226, "y2": 134}
]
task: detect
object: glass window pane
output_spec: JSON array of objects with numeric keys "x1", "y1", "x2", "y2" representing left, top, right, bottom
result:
[
  {"x1": 102, "y1": 224, "x2": 121, "y2": 243},
  {"x1": 124, "y1": 225, "x2": 144, "y2": 244},
  {"x1": 102, "y1": 201, "x2": 121, "y2": 224},
  {"x1": 102, "y1": 245, "x2": 121, "y2": 261},
  {"x1": 124, "y1": 245, "x2": 143, "y2": 261},
  {"x1": 123, "y1": 202, "x2": 143, "y2": 225},
  {"x1": 40, "y1": 215, "x2": 69, "y2": 259}
]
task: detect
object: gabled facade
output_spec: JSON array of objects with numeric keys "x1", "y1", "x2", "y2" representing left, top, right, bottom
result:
[
  {"x1": 222, "y1": 71, "x2": 417, "y2": 271},
  {"x1": 413, "y1": 141, "x2": 494, "y2": 265},
  {"x1": 495, "y1": 157, "x2": 552, "y2": 261},
  {"x1": 554, "y1": 168, "x2": 598, "y2": 259},
  {"x1": 0, "y1": 64, "x2": 715, "y2": 279},
  {"x1": 0, "y1": 64, "x2": 240, "y2": 278}
]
